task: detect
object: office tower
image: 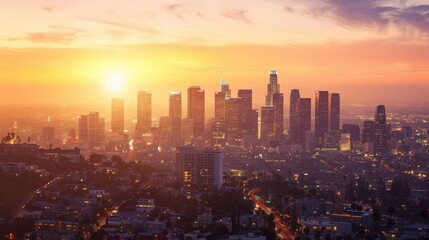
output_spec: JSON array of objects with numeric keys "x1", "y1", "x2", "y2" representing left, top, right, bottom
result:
[
  {"x1": 260, "y1": 106, "x2": 275, "y2": 144},
  {"x1": 181, "y1": 118, "x2": 194, "y2": 145},
  {"x1": 211, "y1": 120, "x2": 226, "y2": 148},
  {"x1": 225, "y1": 98, "x2": 243, "y2": 146},
  {"x1": 289, "y1": 89, "x2": 301, "y2": 144},
  {"x1": 315, "y1": 91, "x2": 329, "y2": 148},
  {"x1": 136, "y1": 91, "x2": 152, "y2": 138},
  {"x1": 342, "y1": 124, "x2": 361, "y2": 143},
  {"x1": 176, "y1": 146, "x2": 223, "y2": 189},
  {"x1": 402, "y1": 126, "x2": 412, "y2": 139},
  {"x1": 220, "y1": 80, "x2": 231, "y2": 99},
  {"x1": 329, "y1": 93, "x2": 340, "y2": 132},
  {"x1": 238, "y1": 89, "x2": 252, "y2": 111},
  {"x1": 187, "y1": 86, "x2": 205, "y2": 140},
  {"x1": 246, "y1": 109, "x2": 259, "y2": 140},
  {"x1": 214, "y1": 91, "x2": 226, "y2": 121},
  {"x1": 374, "y1": 105, "x2": 388, "y2": 156},
  {"x1": 297, "y1": 98, "x2": 311, "y2": 145},
  {"x1": 111, "y1": 98, "x2": 124, "y2": 134},
  {"x1": 79, "y1": 115, "x2": 88, "y2": 142},
  {"x1": 362, "y1": 121, "x2": 375, "y2": 143},
  {"x1": 265, "y1": 70, "x2": 280, "y2": 106},
  {"x1": 305, "y1": 131, "x2": 315, "y2": 153},
  {"x1": 272, "y1": 92, "x2": 284, "y2": 141},
  {"x1": 169, "y1": 92, "x2": 182, "y2": 145},
  {"x1": 159, "y1": 116, "x2": 173, "y2": 152},
  {"x1": 87, "y1": 112, "x2": 105, "y2": 147},
  {"x1": 238, "y1": 89, "x2": 257, "y2": 141}
]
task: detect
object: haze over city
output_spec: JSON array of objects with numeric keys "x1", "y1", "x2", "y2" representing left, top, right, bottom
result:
[
  {"x1": 1, "y1": 1, "x2": 429, "y2": 240},
  {"x1": 1, "y1": 0, "x2": 429, "y2": 118}
]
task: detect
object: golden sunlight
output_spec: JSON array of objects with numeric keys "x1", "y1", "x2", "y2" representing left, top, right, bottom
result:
[{"x1": 105, "y1": 70, "x2": 126, "y2": 93}]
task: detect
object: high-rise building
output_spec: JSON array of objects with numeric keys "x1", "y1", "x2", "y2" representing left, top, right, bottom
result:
[
  {"x1": 305, "y1": 131, "x2": 315, "y2": 153},
  {"x1": 181, "y1": 118, "x2": 193, "y2": 145},
  {"x1": 220, "y1": 80, "x2": 231, "y2": 99},
  {"x1": 211, "y1": 120, "x2": 226, "y2": 148},
  {"x1": 260, "y1": 106, "x2": 275, "y2": 144},
  {"x1": 238, "y1": 89, "x2": 252, "y2": 111},
  {"x1": 297, "y1": 98, "x2": 311, "y2": 145},
  {"x1": 362, "y1": 121, "x2": 375, "y2": 143},
  {"x1": 265, "y1": 70, "x2": 280, "y2": 106},
  {"x1": 187, "y1": 86, "x2": 205, "y2": 140},
  {"x1": 315, "y1": 91, "x2": 329, "y2": 148},
  {"x1": 245, "y1": 109, "x2": 259, "y2": 140},
  {"x1": 329, "y1": 93, "x2": 340, "y2": 132},
  {"x1": 225, "y1": 98, "x2": 243, "y2": 146},
  {"x1": 374, "y1": 105, "x2": 388, "y2": 156},
  {"x1": 159, "y1": 116, "x2": 173, "y2": 152},
  {"x1": 136, "y1": 91, "x2": 152, "y2": 138},
  {"x1": 328, "y1": 93, "x2": 341, "y2": 148},
  {"x1": 214, "y1": 91, "x2": 226, "y2": 121},
  {"x1": 272, "y1": 92, "x2": 284, "y2": 141},
  {"x1": 111, "y1": 98, "x2": 124, "y2": 134},
  {"x1": 342, "y1": 124, "x2": 360, "y2": 143},
  {"x1": 289, "y1": 89, "x2": 301, "y2": 144},
  {"x1": 87, "y1": 112, "x2": 105, "y2": 147},
  {"x1": 169, "y1": 92, "x2": 182, "y2": 145},
  {"x1": 238, "y1": 89, "x2": 257, "y2": 141},
  {"x1": 176, "y1": 146, "x2": 223, "y2": 189},
  {"x1": 79, "y1": 115, "x2": 88, "y2": 142}
]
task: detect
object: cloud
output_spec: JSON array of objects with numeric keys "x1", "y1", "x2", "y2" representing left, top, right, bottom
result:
[
  {"x1": 306, "y1": 0, "x2": 429, "y2": 36},
  {"x1": 79, "y1": 17, "x2": 158, "y2": 35},
  {"x1": 8, "y1": 32, "x2": 79, "y2": 44},
  {"x1": 222, "y1": 9, "x2": 253, "y2": 24},
  {"x1": 164, "y1": 3, "x2": 215, "y2": 22},
  {"x1": 284, "y1": 6, "x2": 294, "y2": 13}
]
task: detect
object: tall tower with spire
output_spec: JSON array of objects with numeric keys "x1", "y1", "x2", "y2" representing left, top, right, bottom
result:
[{"x1": 265, "y1": 70, "x2": 280, "y2": 106}]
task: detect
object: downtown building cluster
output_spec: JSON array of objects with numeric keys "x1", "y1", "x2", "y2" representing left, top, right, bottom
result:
[{"x1": 75, "y1": 71, "x2": 400, "y2": 189}]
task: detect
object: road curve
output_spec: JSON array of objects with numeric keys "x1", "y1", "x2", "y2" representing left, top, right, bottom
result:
[{"x1": 248, "y1": 188, "x2": 295, "y2": 240}]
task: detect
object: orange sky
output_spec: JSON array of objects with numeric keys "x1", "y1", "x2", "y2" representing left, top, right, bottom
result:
[{"x1": 1, "y1": 1, "x2": 429, "y2": 117}]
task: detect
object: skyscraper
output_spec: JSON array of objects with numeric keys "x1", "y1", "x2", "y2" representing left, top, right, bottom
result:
[
  {"x1": 374, "y1": 105, "x2": 388, "y2": 156},
  {"x1": 289, "y1": 89, "x2": 301, "y2": 144},
  {"x1": 329, "y1": 93, "x2": 340, "y2": 132},
  {"x1": 265, "y1": 70, "x2": 280, "y2": 106},
  {"x1": 315, "y1": 91, "x2": 329, "y2": 148},
  {"x1": 260, "y1": 106, "x2": 275, "y2": 144},
  {"x1": 214, "y1": 91, "x2": 226, "y2": 121},
  {"x1": 169, "y1": 92, "x2": 182, "y2": 145},
  {"x1": 238, "y1": 89, "x2": 252, "y2": 111},
  {"x1": 136, "y1": 91, "x2": 152, "y2": 138},
  {"x1": 362, "y1": 121, "x2": 375, "y2": 144},
  {"x1": 297, "y1": 98, "x2": 311, "y2": 145},
  {"x1": 238, "y1": 89, "x2": 255, "y2": 139},
  {"x1": 225, "y1": 97, "x2": 243, "y2": 146},
  {"x1": 111, "y1": 98, "x2": 124, "y2": 134},
  {"x1": 328, "y1": 93, "x2": 341, "y2": 148},
  {"x1": 187, "y1": 86, "x2": 205, "y2": 140},
  {"x1": 342, "y1": 124, "x2": 360, "y2": 143},
  {"x1": 176, "y1": 146, "x2": 223, "y2": 189},
  {"x1": 220, "y1": 80, "x2": 231, "y2": 99},
  {"x1": 87, "y1": 112, "x2": 104, "y2": 147},
  {"x1": 272, "y1": 92, "x2": 284, "y2": 141},
  {"x1": 79, "y1": 115, "x2": 88, "y2": 142}
]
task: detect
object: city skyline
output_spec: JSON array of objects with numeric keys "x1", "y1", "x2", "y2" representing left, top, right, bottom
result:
[{"x1": 1, "y1": 1, "x2": 429, "y2": 113}]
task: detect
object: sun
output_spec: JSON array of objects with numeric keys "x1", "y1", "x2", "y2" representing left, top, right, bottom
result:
[{"x1": 105, "y1": 70, "x2": 126, "y2": 93}]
